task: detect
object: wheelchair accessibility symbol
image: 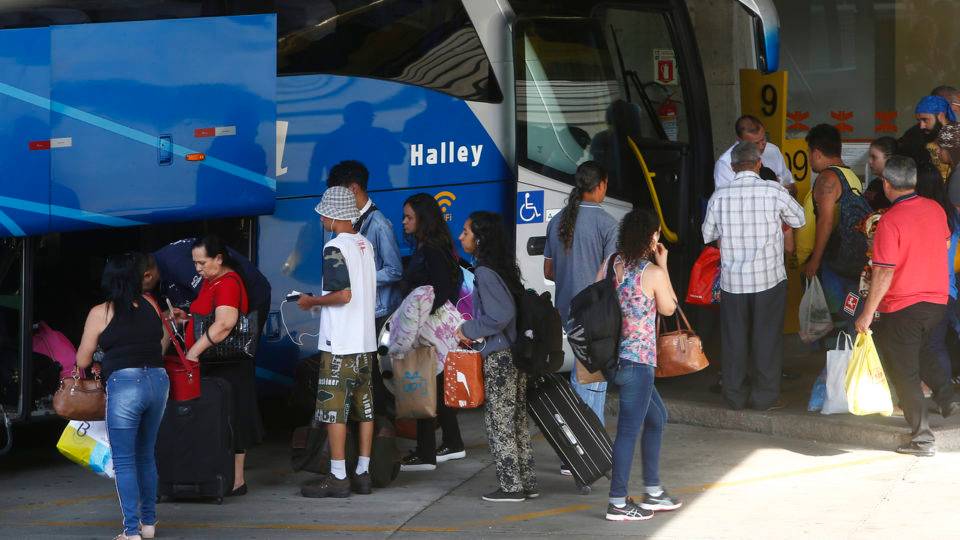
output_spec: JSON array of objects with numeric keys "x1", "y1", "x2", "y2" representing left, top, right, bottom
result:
[{"x1": 517, "y1": 191, "x2": 544, "y2": 224}]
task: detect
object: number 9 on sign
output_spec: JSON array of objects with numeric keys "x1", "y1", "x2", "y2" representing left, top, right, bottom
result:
[{"x1": 761, "y1": 84, "x2": 777, "y2": 117}]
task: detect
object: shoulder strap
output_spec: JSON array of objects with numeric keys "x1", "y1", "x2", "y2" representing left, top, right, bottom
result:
[
  {"x1": 605, "y1": 253, "x2": 620, "y2": 281},
  {"x1": 354, "y1": 204, "x2": 378, "y2": 234},
  {"x1": 827, "y1": 166, "x2": 861, "y2": 197}
]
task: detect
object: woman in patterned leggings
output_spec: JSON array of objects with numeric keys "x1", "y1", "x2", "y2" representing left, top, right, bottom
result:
[{"x1": 455, "y1": 211, "x2": 537, "y2": 503}]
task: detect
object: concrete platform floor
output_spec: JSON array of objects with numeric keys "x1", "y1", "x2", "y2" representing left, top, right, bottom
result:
[{"x1": 2, "y1": 407, "x2": 958, "y2": 539}]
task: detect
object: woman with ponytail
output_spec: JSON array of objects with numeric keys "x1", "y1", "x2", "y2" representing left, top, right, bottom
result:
[{"x1": 543, "y1": 161, "x2": 619, "y2": 463}]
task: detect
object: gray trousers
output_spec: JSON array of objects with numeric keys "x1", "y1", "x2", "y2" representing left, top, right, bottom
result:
[{"x1": 720, "y1": 281, "x2": 787, "y2": 410}]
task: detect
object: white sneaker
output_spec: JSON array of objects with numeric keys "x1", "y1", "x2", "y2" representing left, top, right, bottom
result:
[
  {"x1": 140, "y1": 522, "x2": 156, "y2": 539},
  {"x1": 560, "y1": 465, "x2": 572, "y2": 476}
]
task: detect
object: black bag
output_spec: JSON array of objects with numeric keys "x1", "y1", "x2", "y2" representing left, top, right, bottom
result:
[
  {"x1": 512, "y1": 289, "x2": 563, "y2": 374},
  {"x1": 192, "y1": 273, "x2": 260, "y2": 362},
  {"x1": 291, "y1": 354, "x2": 324, "y2": 417},
  {"x1": 290, "y1": 418, "x2": 400, "y2": 488},
  {"x1": 526, "y1": 373, "x2": 612, "y2": 493},
  {"x1": 192, "y1": 310, "x2": 259, "y2": 362},
  {"x1": 822, "y1": 166, "x2": 872, "y2": 279},
  {"x1": 157, "y1": 377, "x2": 234, "y2": 504},
  {"x1": 568, "y1": 253, "x2": 621, "y2": 378}
]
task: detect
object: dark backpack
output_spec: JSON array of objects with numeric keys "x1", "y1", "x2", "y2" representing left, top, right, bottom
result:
[
  {"x1": 822, "y1": 166, "x2": 872, "y2": 279},
  {"x1": 567, "y1": 254, "x2": 621, "y2": 378},
  {"x1": 512, "y1": 289, "x2": 563, "y2": 375}
]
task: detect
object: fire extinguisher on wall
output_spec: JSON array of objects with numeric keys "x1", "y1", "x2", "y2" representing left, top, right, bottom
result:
[{"x1": 658, "y1": 95, "x2": 679, "y2": 142}]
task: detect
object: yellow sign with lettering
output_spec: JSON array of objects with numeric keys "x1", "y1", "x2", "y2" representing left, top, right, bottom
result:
[
  {"x1": 781, "y1": 138, "x2": 811, "y2": 201},
  {"x1": 740, "y1": 69, "x2": 788, "y2": 146}
]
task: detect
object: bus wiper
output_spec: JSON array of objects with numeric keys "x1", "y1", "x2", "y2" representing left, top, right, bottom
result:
[
  {"x1": 609, "y1": 26, "x2": 668, "y2": 141},
  {"x1": 610, "y1": 25, "x2": 631, "y2": 103}
]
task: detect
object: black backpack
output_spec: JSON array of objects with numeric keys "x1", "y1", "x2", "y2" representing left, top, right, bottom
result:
[
  {"x1": 512, "y1": 289, "x2": 563, "y2": 375},
  {"x1": 822, "y1": 166, "x2": 872, "y2": 279},
  {"x1": 567, "y1": 254, "x2": 621, "y2": 378}
]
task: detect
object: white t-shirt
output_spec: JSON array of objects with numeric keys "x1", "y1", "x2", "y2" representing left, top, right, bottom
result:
[
  {"x1": 318, "y1": 232, "x2": 377, "y2": 355},
  {"x1": 714, "y1": 141, "x2": 795, "y2": 190}
]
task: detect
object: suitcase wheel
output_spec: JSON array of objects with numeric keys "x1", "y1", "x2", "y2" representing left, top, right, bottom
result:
[
  {"x1": 216, "y1": 497, "x2": 224, "y2": 505},
  {"x1": 578, "y1": 484, "x2": 592, "y2": 495}
]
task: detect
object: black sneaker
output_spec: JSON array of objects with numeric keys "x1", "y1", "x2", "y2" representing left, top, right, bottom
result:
[
  {"x1": 559, "y1": 465, "x2": 572, "y2": 476},
  {"x1": 482, "y1": 489, "x2": 526, "y2": 502},
  {"x1": 524, "y1": 489, "x2": 540, "y2": 499},
  {"x1": 605, "y1": 498, "x2": 653, "y2": 521},
  {"x1": 400, "y1": 452, "x2": 437, "y2": 471},
  {"x1": 301, "y1": 475, "x2": 350, "y2": 498},
  {"x1": 350, "y1": 472, "x2": 372, "y2": 495},
  {"x1": 895, "y1": 442, "x2": 936, "y2": 457},
  {"x1": 640, "y1": 490, "x2": 682, "y2": 511},
  {"x1": 436, "y1": 445, "x2": 466, "y2": 463}
]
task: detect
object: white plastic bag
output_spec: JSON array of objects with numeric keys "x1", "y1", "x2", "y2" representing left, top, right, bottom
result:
[
  {"x1": 821, "y1": 332, "x2": 852, "y2": 415},
  {"x1": 798, "y1": 277, "x2": 833, "y2": 344}
]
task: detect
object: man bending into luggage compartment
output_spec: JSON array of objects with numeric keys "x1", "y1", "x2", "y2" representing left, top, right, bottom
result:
[{"x1": 298, "y1": 186, "x2": 379, "y2": 498}]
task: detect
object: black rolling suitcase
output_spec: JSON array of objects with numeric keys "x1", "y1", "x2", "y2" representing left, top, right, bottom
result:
[
  {"x1": 157, "y1": 377, "x2": 234, "y2": 504},
  {"x1": 527, "y1": 373, "x2": 613, "y2": 494}
]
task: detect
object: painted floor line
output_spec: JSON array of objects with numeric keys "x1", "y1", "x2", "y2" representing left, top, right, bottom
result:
[{"x1": 672, "y1": 454, "x2": 904, "y2": 494}]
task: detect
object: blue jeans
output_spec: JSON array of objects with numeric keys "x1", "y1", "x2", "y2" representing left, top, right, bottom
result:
[
  {"x1": 106, "y1": 367, "x2": 169, "y2": 536},
  {"x1": 569, "y1": 370, "x2": 607, "y2": 427},
  {"x1": 609, "y1": 360, "x2": 666, "y2": 499}
]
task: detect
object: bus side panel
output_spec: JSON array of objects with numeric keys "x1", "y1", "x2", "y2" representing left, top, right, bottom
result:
[
  {"x1": 257, "y1": 181, "x2": 509, "y2": 386},
  {"x1": 0, "y1": 28, "x2": 51, "y2": 237},
  {"x1": 277, "y1": 75, "x2": 511, "y2": 197},
  {"x1": 48, "y1": 15, "x2": 276, "y2": 233}
]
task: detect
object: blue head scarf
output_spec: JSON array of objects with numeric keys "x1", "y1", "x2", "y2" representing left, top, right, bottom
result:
[{"x1": 915, "y1": 95, "x2": 957, "y2": 123}]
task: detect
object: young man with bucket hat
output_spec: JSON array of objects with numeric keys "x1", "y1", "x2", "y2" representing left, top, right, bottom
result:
[{"x1": 298, "y1": 186, "x2": 379, "y2": 497}]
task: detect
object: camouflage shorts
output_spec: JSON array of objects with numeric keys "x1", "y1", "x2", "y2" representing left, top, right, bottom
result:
[{"x1": 314, "y1": 351, "x2": 374, "y2": 425}]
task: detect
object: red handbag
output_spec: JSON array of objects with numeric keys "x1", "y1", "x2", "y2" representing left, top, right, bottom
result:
[
  {"x1": 162, "y1": 317, "x2": 201, "y2": 401},
  {"x1": 685, "y1": 246, "x2": 720, "y2": 306},
  {"x1": 443, "y1": 350, "x2": 484, "y2": 409}
]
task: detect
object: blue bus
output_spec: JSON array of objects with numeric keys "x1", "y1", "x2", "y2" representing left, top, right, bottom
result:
[{"x1": 0, "y1": 0, "x2": 779, "y2": 443}]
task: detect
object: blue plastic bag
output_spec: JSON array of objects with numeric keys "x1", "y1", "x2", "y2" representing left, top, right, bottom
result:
[{"x1": 807, "y1": 367, "x2": 827, "y2": 412}]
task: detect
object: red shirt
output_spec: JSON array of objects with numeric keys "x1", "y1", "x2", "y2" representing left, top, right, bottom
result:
[
  {"x1": 872, "y1": 194, "x2": 949, "y2": 313},
  {"x1": 186, "y1": 271, "x2": 248, "y2": 348}
]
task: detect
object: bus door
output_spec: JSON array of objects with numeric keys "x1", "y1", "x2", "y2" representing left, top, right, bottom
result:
[
  {"x1": 0, "y1": 14, "x2": 278, "y2": 237},
  {"x1": 514, "y1": 1, "x2": 712, "y2": 317}
]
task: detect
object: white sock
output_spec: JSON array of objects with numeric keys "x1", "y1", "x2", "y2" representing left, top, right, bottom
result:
[
  {"x1": 356, "y1": 456, "x2": 370, "y2": 475},
  {"x1": 331, "y1": 459, "x2": 347, "y2": 480},
  {"x1": 609, "y1": 497, "x2": 627, "y2": 508},
  {"x1": 645, "y1": 485, "x2": 663, "y2": 496}
]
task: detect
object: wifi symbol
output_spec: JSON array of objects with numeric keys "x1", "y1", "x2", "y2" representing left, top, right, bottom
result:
[{"x1": 434, "y1": 191, "x2": 457, "y2": 212}]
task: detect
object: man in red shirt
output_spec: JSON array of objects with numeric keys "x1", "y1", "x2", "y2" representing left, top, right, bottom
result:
[{"x1": 855, "y1": 156, "x2": 960, "y2": 456}]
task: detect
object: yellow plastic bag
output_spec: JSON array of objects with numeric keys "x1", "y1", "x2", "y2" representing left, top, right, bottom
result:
[
  {"x1": 844, "y1": 332, "x2": 893, "y2": 416},
  {"x1": 56, "y1": 420, "x2": 114, "y2": 478}
]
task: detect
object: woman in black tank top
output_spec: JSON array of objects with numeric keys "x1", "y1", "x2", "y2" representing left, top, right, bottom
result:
[{"x1": 75, "y1": 252, "x2": 170, "y2": 540}]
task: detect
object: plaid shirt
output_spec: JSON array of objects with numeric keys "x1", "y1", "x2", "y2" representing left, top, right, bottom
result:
[{"x1": 702, "y1": 170, "x2": 805, "y2": 294}]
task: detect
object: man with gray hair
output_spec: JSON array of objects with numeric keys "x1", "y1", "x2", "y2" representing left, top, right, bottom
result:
[
  {"x1": 855, "y1": 155, "x2": 960, "y2": 457},
  {"x1": 703, "y1": 141, "x2": 805, "y2": 411}
]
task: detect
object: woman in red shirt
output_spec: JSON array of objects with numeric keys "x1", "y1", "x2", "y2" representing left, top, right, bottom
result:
[{"x1": 179, "y1": 235, "x2": 263, "y2": 496}]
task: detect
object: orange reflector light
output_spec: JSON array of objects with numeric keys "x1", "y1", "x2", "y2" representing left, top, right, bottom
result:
[{"x1": 186, "y1": 153, "x2": 205, "y2": 161}]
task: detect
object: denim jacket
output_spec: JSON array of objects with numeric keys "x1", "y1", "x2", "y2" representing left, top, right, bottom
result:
[{"x1": 357, "y1": 205, "x2": 403, "y2": 318}]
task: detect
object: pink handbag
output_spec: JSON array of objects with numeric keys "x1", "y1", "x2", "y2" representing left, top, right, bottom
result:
[{"x1": 33, "y1": 321, "x2": 78, "y2": 378}]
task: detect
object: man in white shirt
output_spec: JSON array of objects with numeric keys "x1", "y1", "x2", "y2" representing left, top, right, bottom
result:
[
  {"x1": 714, "y1": 115, "x2": 796, "y2": 194},
  {"x1": 298, "y1": 186, "x2": 378, "y2": 499}
]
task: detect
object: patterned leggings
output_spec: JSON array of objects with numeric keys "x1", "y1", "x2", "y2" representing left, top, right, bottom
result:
[{"x1": 483, "y1": 350, "x2": 537, "y2": 493}]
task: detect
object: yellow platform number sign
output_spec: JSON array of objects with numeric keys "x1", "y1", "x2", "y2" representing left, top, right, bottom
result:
[{"x1": 740, "y1": 69, "x2": 788, "y2": 147}]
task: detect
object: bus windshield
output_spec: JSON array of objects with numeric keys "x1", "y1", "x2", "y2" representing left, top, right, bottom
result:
[{"x1": 516, "y1": 7, "x2": 690, "y2": 201}]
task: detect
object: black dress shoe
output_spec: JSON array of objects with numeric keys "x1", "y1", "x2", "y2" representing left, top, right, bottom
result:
[
  {"x1": 229, "y1": 483, "x2": 248, "y2": 497},
  {"x1": 895, "y1": 442, "x2": 936, "y2": 457},
  {"x1": 940, "y1": 400, "x2": 960, "y2": 419}
]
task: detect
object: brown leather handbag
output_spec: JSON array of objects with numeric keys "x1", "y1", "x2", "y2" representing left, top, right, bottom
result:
[
  {"x1": 53, "y1": 367, "x2": 106, "y2": 421},
  {"x1": 656, "y1": 307, "x2": 710, "y2": 378}
]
